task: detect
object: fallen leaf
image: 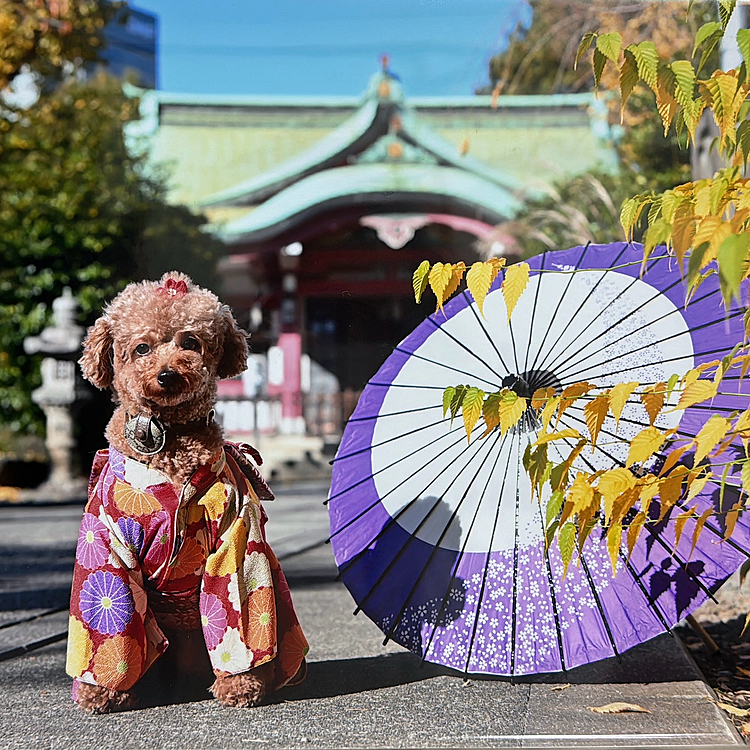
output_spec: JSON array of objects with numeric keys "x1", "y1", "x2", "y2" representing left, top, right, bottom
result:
[
  {"x1": 551, "y1": 683, "x2": 571, "y2": 692},
  {"x1": 709, "y1": 699, "x2": 750, "y2": 717},
  {"x1": 588, "y1": 702, "x2": 651, "y2": 714},
  {"x1": 736, "y1": 666, "x2": 750, "y2": 679},
  {"x1": 740, "y1": 721, "x2": 750, "y2": 737}
]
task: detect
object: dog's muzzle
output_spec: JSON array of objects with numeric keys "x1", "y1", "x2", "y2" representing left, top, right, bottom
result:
[{"x1": 124, "y1": 413, "x2": 168, "y2": 455}]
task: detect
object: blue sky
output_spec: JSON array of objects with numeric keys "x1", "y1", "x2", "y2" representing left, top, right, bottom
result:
[{"x1": 134, "y1": 0, "x2": 530, "y2": 97}]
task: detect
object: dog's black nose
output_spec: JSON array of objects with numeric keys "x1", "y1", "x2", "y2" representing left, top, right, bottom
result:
[{"x1": 157, "y1": 369, "x2": 179, "y2": 388}]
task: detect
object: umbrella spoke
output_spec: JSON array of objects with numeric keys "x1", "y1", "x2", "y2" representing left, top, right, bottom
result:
[
  {"x1": 346, "y1": 404, "x2": 441, "y2": 424},
  {"x1": 348, "y1": 423, "x2": 499, "y2": 624},
  {"x1": 510, "y1": 431, "x2": 522, "y2": 677},
  {"x1": 394, "y1": 430, "x2": 512, "y2": 662},
  {"x1": 394, "y1": 346, "x2": 502, "y2": 389},
  {"x1": 424, "y1": 314, "x2": 506, "y2": 381},
  {"x1": 326, "y1": 419, "x2": 471, "y2": 509},
  {"x1": 579, "y1": 552, "x2": 621, "y2": 661},
  {"x1": 532, "y1": 243, "x2": 635, "y2": 376},
  {"x1": 465, "y1": 292, "x2": 513, "y2": 375},
  {"x1": 522, "y1": 249, "x2": 550, "y2": 374},
  {"x1": 559, "y1": 340, "x2": 746, "y2": 386},
  {"x1": 333, "y1": 413, "x2": 463, "y2": 463},
  {"x1": 556, "y1": 307, "x2": 745, "y2": 384},
  {"x1": 541, "y1": 261, "x2": 704, "y2": 379},
  {"x1": 527, "y1": 243, "x2": 592, "y2": 377},
  {"x1": 460, "y1": 434, "x2": 518, "y2": 672},
  {"x1": 532, "y1": 473, "x2": 568, "y2": 673}
]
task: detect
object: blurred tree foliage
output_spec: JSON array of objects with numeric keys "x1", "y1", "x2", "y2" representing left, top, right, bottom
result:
[
  {"x1": 0, "y1": 3, "x2": 224, "y2": 434},
  {"x1": 479, "y1": 1, "x2": 717, "y2": 257}
]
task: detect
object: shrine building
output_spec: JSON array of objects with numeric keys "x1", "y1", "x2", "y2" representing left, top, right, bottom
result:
[{"x1": 135, "y1": 66, "x2": 618, "y2": 438}]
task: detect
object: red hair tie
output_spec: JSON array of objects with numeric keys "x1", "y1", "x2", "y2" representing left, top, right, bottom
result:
[{"x1": 157, "y1": 279, "x2": 188, "y2": 297}]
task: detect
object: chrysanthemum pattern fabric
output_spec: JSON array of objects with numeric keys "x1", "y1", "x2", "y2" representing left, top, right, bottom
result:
[{"x1": 66, "y1": 445, "x2": 308, "y2": 693}]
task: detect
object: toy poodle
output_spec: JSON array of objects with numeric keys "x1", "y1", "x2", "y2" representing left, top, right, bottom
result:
[{"x1": 67, "y1": 272, "x2": 308, "y2": 713}]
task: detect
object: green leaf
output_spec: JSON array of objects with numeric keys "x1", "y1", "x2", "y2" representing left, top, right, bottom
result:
[
  {"x1": 575, "y1": 32, "x2": 597, "y2": 70},
  {"x1": 737, "y1": 119, "x2": 750, "y2": 166},
  {"x1": 693, "y1": 21, "x2": 722, "y2": 58},
  {"x1": 671, "y1": 60, "x2": 696, "y2": 109},
  {"x1": 619, "y1": 49, "x2": 639, "y2": 114},
  {"x1": 559, "y1": 522, "x2": 577, "y2": 577},
  {"x1": 596, "y1": 32, "x2": 622, "y2": 63},
  {"x1": 442, "y1": 386, "x2": 456, "y2": 419},
  {"x1": 717, "y1": 233, "x2": 749, "y2": 306},
  {"x1": 413, "y1": 260, "x2": 430, "y2": 303},
  {"x1": 738, "y1": 28, "x2": 750, "y2": 72},
  {"x1": 629, "y1": 41, "x2": 658, "y2": 91},
  {"x1": 719, "y1": 0, "x2": 737, "y2": 31},
  {"x1": 593, "y1": 47, "x2": 607, "y2": 89},
  {"x1": 687, "y1": 242, "x2": 710, "y2": 290},
  {"x1": 546, "y1": 489, "x2": 565, "y2": 528}
]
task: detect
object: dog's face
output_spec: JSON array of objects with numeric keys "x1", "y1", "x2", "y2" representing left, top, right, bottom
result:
[{"x1": 79, "y1": 273, "x2": 248, "y2": 416}]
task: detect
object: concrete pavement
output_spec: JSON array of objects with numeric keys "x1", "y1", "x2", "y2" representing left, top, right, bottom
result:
[{"x1": 0, "y1": 481, "x2": 743, "y2": 748}]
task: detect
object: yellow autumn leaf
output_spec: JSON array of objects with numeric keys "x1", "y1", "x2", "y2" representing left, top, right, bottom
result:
[
  {"x1": 461, "y1": 386, "x2": 485, "y2": 442},
  {"x1": 588, "y1": 702, "x2": 651, "y2": 715},
  {"x1": 691, "y1": 507, "x2": 713, "y2": 558},
  {"x1": 413, "y1": 260, "x2": 430, "y2": 303},
  {"x1": 498, "y1": 390, "x2": 526, "y2": 435},
  {"x1": 659, "y1": 444, "x2": 690, "y2": 477},
  {"x1": 626, "y1": 510, "x2": 648, "y2": 561},
  {"x1": 502, "y1": 262, "x2": 530, "y2": 321},
  {"x1": 466, "y1": 261, "x2": 497, "y2": 317},
  {"x1": 428, "y1": 262, "x2": 453, "y2": 314},
  {"x1": 607, "y1": 522, "x2": 623, "y2": 573},
  {"x1": 693, "y1": 415, "x2": 730, "y2": 464},
  {"x1": 608, "y1": 381, "x2": 639, "y2": 429},
  {"x1": 640, "y1": 384, "x2": 666, "y2": 426},
  {"x1": 674, "y1": 505, "x2": 697, "y2": 552},
  {"x1": 686, "y1": 469, "x2": 713, "y2": 502},
  {"x1": 533, "y1": 428, "x2": 581, "y2": 446},
  {"x1": 658, "y1": 466, "x2": 689, "y2": 521},
  {"x1": 568, "y1": 472, "x2": 596, "y2": 517},
  {"x1": 638, "y1": 474, "x2": 661, "y2": 508},
  {"x1": 540, "y1": 395, "x2": 560, "y2": 432},
  {"x1": 556, "y1": 382, "x2": 593, "y2": 428},
  {"x1": 584, "y1": 395, "x2": 609, "y2": 450},
  {"x1": 481, "y1": 392, "x2": 501, "y2": 436},
  {"x1": 532, "y1": 386, "x2": 555, "y2": 411},
  {"x1": 675, "y1": 380, "x2": 716, "y2": 410},
  {"x1": 597, "y1": 468, "x2": 636, "y2": 524},
  {"x1": 444, "y1": 262, "x2": 466, "y2": 307},
  {"x1": 626, "y1": 426, "x2": 666, "y2": 468}
]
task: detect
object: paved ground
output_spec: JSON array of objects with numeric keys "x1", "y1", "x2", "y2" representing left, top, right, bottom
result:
[{"x1": 0, "y1": 482, "x2": 743, "y2": 748}]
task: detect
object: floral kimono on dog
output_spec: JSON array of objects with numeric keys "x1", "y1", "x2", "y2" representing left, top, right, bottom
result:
[{"x1": 66, "y1": 442, "x2": 308, "y2": 694}]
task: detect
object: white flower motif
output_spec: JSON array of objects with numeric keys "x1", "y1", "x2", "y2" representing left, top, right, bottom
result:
[{"x1": 210, "y1": 627, "x2": 251, "y2": 674}]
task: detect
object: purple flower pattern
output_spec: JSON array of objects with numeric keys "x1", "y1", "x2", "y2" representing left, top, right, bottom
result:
[
  {"x1": 79, "y1": 571, "x2": 134, "y2": 635},
  {"x1": 117, "y1": 517, "x2": 144, "y2": 555},
  {"x1": 76, "y1": 514, "x2": 109, "y2": 570},
  {"x1": 200, "y1": 592, "x2": 228, "y2": 649}
]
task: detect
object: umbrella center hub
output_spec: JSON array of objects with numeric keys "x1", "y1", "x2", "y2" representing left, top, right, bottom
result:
[{"x1": 500, "y1": 369, "x2": 562, "y2": 434}]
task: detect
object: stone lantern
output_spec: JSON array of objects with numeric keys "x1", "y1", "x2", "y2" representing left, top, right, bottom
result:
[{"x1": 22, "y1": 288, "x2": 90, "y2": 500}]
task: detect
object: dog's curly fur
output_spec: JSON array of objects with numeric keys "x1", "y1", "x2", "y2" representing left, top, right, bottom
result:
[{"x1": 75, "y1": 272, "x2": 278, "y2": 712}]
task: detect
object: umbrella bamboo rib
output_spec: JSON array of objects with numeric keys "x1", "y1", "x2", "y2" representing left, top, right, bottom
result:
[
  {"x1": 345, "y1": 404, "x2": 440, "y2": 424},
  {"x1": 527, "y1": 243, "x2": 591, "y2": 377},
  {"x1": 532, "y1": 243, "x2": 633, "y2": 376},
  {"x1": 393, "y1": 346, "x2": 502, "y2": 389},
  {"x1": 552, "y1": 301, "x2": 744, "y2": 384},
  {"x1": 424, "y1": 315, "x2": 506, "y2": 381},
  {"x1": 464, "y1": 292, "x2": 513, "y2": 375},
  {"x1": 461, "y1": 436, "x2": 518, "y2": 673},
  {"x1": 533, "y1": 477, "x2": 568, "y2": 673},
  {"x1": 408, "y1": 431, "x2": 509, "y2": 661},
  {"x1": 538, "y1": 260, "x2": 698, "y2": 378},
  {"x1": 326, "y1": 420, "x2": 471, "y2": 508},
  {"x1": 350, "y1": 425, "x2": 499, "y2": 623},
  {"x1": 559, "y1": 339, "x2": 745, "y2": 386},
  {"x1": 510, "y1": 431, "x2": 522, "y2": 678},
  {"x1": 523, "y1": 249, "x2": 549, "y2": 374},
  {"x1": 333, "y1": 413, "x2": 467, "y2": 464}
]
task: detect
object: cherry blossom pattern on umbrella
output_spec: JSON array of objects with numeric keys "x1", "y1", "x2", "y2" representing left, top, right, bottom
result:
[
  {"x1": 200, "y1": 592, "x2": 228, "y2": 650},
  {"x1": 117, "y1": 517, "x2": 144, "y2": 556},
  {"x1": 79, "y1": 570, "x2": 134, "y2": 635},
  {"x1": 76, "y1": 513, "x2": 110, "y2": 570}
]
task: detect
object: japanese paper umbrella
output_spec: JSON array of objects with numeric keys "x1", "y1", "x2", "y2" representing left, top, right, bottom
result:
[{"x1": 327, "y1": 241, "x2": 750, "y2": 676}]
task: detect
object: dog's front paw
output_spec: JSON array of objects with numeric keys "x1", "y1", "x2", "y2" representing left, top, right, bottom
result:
[
  {"x1": 210, "y1": 662, "x2": 273, "y2": 707},
  {"x1": 73, "y1": 680, "x2": 138, "y2": 714}
]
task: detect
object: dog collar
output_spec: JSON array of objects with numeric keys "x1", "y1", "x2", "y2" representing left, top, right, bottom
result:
[{"x1": 124, "y1": 410, "x2": 215, "y2": 456}]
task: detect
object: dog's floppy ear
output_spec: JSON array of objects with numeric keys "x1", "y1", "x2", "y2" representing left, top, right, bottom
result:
[
  {"x1": 79, "y1": 316, "x2": 115, "y2": 389},
  {"x1": 217, "y1": 307, "x2": 249, "y2": 379}
]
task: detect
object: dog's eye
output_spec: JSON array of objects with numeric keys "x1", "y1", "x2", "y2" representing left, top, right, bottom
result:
[
  {"x1": 134, "y1": 343, "x2": 151, "y2": 356},
  {"x1": 181, "y1": 336, "x2": 201, "y2": 352}
]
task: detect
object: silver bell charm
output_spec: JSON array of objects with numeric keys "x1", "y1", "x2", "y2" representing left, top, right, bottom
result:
[{"x1": 124, "y1": 413, "x2": 167, "y2": 455}]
